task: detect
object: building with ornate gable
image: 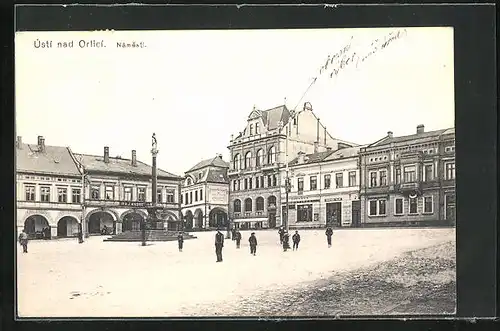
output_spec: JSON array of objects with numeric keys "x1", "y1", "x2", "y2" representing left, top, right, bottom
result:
[
  {"x1": 16, "y1": 136, "x2": 83, "y2": 239},
  {"x1": 359, "y1": 125, "x2": 455, "y2": 226},
  {"x1": 74, "y1": 146, "x2": 183, "y2": 234},
  {"x1": 180, "y1": 155, "x2": 229, "y2": 230},
  {"x1": 227, "y1": 102, "x2": 358, "y2": 229}
]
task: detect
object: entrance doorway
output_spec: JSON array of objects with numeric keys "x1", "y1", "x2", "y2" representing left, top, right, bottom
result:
[
  {"x1": 57, "y1": 216, "x2": 79, "y2": 237},
  {"x1": 326, "y1": 202, "x2": 342, "y2": 227},
  {"x1": 351, "y1": 200, "x2": 361, "y2": 227},
  {"x1": 209, "y1": 208, "x2": 228, "y2": 228},
  {"x1": 445, "y1": 194, "x2": 456, "y2": 225}
]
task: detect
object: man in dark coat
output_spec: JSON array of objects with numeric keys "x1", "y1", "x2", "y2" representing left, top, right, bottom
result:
[
  {"x1": 77, "y1": 223, "x2": 84, "y2": 244},
  {"x1": 282, "y1": 230, "x2": 290, "y2": 252},
  {"x1": 234, "y1": 229, "x2": 242, "y2": 248},
  {"x1": 292, "y1": 230, "x2": 301, "y2": 251},
  {"x1": 325, "y1": 226, "x2": 333, "y2": 248},
  {"x1": 248, "y1": 232, "x2": 258, "y2": 256},
  {"x1": 177, "y1": 232, "x2": 184, "y2": 252},
  {"x1": 278, "y1": 226, "x2": 285, "y2": 244},
  {"x1": 18, "y1": 230, "x2": 28, "y2": 253},
  {"x1": 215, "y1": 229, "x2": 224, "y2": 262}
]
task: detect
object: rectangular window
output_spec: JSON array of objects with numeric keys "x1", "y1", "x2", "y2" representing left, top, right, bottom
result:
[
  {"x1": 91, "y1": 185, "x2": 100, "y2": 199},
  {"x1": 40, "y1": 186, "x2": 50, "y2": 202},
  {"x1": 200, "y1": 189, "x2": 203, "y2": 200},
  {"x1": 195, "y1": 190, "x2": 198, "y2": 202},
  {"x1": 138, "y1": 187, "x2": 146, "y2": 201},
  {"x1": 445, "y1": 162, "x2": 455, "y2": 180},
  {"x1": 58, "y1": 187, "x2": 67, "y2": 203},
  {"x1": 348, "y1": 171, "x2": 356, "y2": 187},
  {"x1": 404, "y1": 166, "x2": 416, "y2": 182},
  {"x1": 260, "y1": 176, "x2": 264, "y2": 188},
  {"x1": 184, "y1": 192, "x2": 188, "y2": 204},
  {"x1": 369, "y1": 200, "x2": 377, "y2": 216},
  {"x1": 335, "y1": 173, "x2": 344, "y2": 188},
  {"x1": 244, "y1": 178, "x2": 248, "y2": 190},
  {"x1": 267, "y1": 175, "x2": 272, "y2": 187},
  {"x1": 72, "y1": 188, "x2": 81, "y2": 203},
  {"x1": 272, "y1": 175, "x2": 277, "y2": 187},
  {"x1": 124, "y1": 187, "x2": 132, "y2": 201},
  {"x1": 189, "y1": 191, "x2": 193, "y2": 204},
  {"x1": 181, "y1": 194, "x2": 183, "y2": 204},
  {"x1": 379, "y1": 170, "x2": 387, "y2": 186},
  {"x1": 25, "y1": 185, "x2": 35, "y2": 201},
  {"x1": 238, "y1": 179, "x2": 241, "y2": 190},
  {"x1": 409, "y1": 197, "x2": 418, "y2": 214},
  {"x1": 310, "y1": 176, "x2": 317, "y2": 190},
  {"x1": 370, "y1": 172, "x2": 377, "y2": 187},
  {"x1": 424, "y1": 164, "x2": 433, "y2": 181},
  {"x1": 105, "y1": 186, "x2": 114, "y2": 200},
  {"x1": 157, "y1": 189, "x2": 163, "y2": 203},
  {"x1": 249, "y1": 177, "x2": 253, "y2": 189},
  {"x1": 233, "y1": 180, "x2": 237, "y2": 191},
  {"x1": 297, "y1": 178, "x2": 304, "y2": 192},
  {"x1": 296, "y1": 204, "x2": 313, "y2": 222},
  {"x1": 378, "y1": 199, "x2": 386, "y2": 215},
  {"x1": 395, "y1": 167, "x2": 401, "y2": 184},
  {"x1": 394, "y1": 198, "x2": 403, "y2": 215},
  {"x1": 255, "y1": 123, "x2": 260, "y2": 134},
  {"x1": 167, "y1": 190, "x2": 175, "y2": 203},
  {"x1": 324, "y1": 174, "x2": 331, "y2": 189},
  {"x1": 424, "y1": 196, "x2": 433, "y2": 213},
  {"x1": 255, "y1": 177, "x2": 260, "y2": 188}
]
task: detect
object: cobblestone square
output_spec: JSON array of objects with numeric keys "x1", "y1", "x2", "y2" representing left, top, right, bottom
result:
[{"x1": 17, "y1": 227, "x2": 455, "y2": 317}]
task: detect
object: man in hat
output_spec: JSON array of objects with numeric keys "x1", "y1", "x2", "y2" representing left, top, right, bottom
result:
[
  {"x1": 292, "y1": 230, "x2": 301, "y2": 251},
  {"x1": 248, "y1": 232, "x2": 258, "y2": 256},
  {"x1": 18, "y1": 230, "x2": 28, "y2": 253},
  {"x1": 282, "y1": 230, "x2": 290, "y2": 252},
  {"x1": 214, "y1": 228, "x2": 225, "y2": 262},
  {"x1": 325, "y1": 226, "x2": 333, "y2": 248},
  {"x1": 177, "y1": 231, "x2": 184, "y2": 252},
  {"x1": 234, "y1": 228, "x2": 242, "y2": 248}
]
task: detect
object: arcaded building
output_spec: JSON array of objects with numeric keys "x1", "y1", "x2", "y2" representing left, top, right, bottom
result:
[
  {"x1": 180, "y1": 155, "x2": 229, "y2": 230},
  {"x1": 359, "y1": 125, "x2": 456, "y2": 226},
  {"x1": 16, "y1": 136, "x2": 83, "y2": 239},
  {"x1": 227, "y1": 102, "x2": 357, "y2": 229}
]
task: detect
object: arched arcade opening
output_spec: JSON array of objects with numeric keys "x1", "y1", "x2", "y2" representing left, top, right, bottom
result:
[
  {"x1": 57, "y1": 216, "x2": 79, "y2": 237},
  {"x1": 24, "y1": 215, "x2": 50, "y2": 239},
  {"x1": 209, "y1": 207, "x2": 228, "y2": 229},
  {"x1": 122, "y1": 211, "x2": 145, "y2": 232},
  {"x1": 87, "y1": 211, "x2": 115, "y2": 235}
]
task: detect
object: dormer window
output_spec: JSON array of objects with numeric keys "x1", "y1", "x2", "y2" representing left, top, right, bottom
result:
[
  {"x1": 186, "y1": 178, "x2": 193, "y2": 186},
  {"x1": 255, "y1": 123, "x2": 260, "y2": 134},
  {"x1": 249, "y1": 124, "x2": 254, "y2": 136}
]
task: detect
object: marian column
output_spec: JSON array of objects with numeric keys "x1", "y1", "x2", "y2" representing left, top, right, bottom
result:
[{"x1": 150, "y1": 133, "x2": 162, "y2": 230}]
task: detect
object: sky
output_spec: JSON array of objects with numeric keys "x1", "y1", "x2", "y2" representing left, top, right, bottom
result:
[{"x1": 15, "y1": 27, "x2": 454, "y2": 176}]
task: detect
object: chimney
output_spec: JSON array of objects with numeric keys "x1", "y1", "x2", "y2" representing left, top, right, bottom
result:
[
  {"x1": 16, "y1": 136, "x2": 22, "y2": 149},
  {"x1": 131, "y1": 150, "x2": 137, "y2": 166},
  {"x1": 417, "y1": 124, "x2": 425, "y2": 134},
  {"x1": 387, "y1": 131, "x2": 393, "y2": 138},
  {"x1": 297, "y1": 151, "x2": 306, "y2": 164},
  {"x1": 37, "y1": 136, "x2": 45, "y2": 152},
  {"x1": 104, "y1": 146, "x2": 109, "y2": 163}
]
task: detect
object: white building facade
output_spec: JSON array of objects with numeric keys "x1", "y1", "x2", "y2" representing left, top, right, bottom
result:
[
  {"x1": 16, "y1": 136, "x2": 83, "y2": 239},
  {"x1": 281, "y1": 146, "x2": 363, "y2": 229},
  {"x1": 181, "y1": 155, "x2": 229, "y2": 230}
]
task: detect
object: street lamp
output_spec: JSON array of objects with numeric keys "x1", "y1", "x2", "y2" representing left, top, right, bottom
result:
[{"x1": 278, "y1": 120, "x2": 291, "y2": 233}]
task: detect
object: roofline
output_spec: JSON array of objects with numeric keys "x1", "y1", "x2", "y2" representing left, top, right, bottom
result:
[
  {"x1": 288, "y1": 154, "x2": 359, "y2": 168},
  {"x1": 83, "y1": 169, "x2": 181, "y2": 181},
  {"x1": 16, "y1": 170, "x2": 82, "y2": 177}
]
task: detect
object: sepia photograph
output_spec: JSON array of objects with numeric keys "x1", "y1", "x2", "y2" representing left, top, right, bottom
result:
[{"x1": 15, "y1": 26, "x2": 456, "y2": 318}]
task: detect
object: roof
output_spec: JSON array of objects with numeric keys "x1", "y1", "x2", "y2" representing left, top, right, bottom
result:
[
  {"x1": 74, "y1": 153, "x2": 180, "y2": 179},
  {"x1": 16, "y1": 143, "x2": 81, "y2": 176},
  {"x1": 186, "y1": 155, "x2": 229, "y2": 173},
  {"x1": 324, "y1": 146, "x2": 364, "y2": 161},
  {"x1": 205, "y1": 168, "x2": 229, "y2": 183},
  {"x1": 261, "y1": 105, "x2": 290, "y2": 130},
  {"x1": 289, "y1": 150, "x2": 334, "y2": 166},
  {"x1": 369, "y1": 127, "x2": 455, "y2": 147}
]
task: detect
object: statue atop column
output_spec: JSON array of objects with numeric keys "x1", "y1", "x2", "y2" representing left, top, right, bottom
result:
[{"x1": 152, "y1": 133, "x2": 158, "y2": 153}]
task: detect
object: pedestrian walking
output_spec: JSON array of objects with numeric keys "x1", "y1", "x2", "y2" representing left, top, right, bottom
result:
[
  {"x1": 278, "y1": 226, "x2": 285, "y2": 244},
  {"x1": 215, "y1": 229, "x2": 224, "y2": 262},
  {"x1": 325, "y1": 226, "x2": 333, "y2": 248},
  {"x1": 234, "y1": 229, "x2": 242, "y2": 248},
  {"x1": 18, "y1": 230, "x2": 28, "y2": 253},
  {"x1": 282, "y1": 230, "x2": 290, "y2": 252},
  {"x1": 231, "y1": 228, "x2": 236, "y2": 241},
  {"x1": 249, "y1": 232, "x2": 258, "y2": 256},
  {"x1": 292, "y1": 230, "x2": 301, "y2": 251},
  {"x1": 177, "y1": 232, "x2": 184, "y2": 252}
]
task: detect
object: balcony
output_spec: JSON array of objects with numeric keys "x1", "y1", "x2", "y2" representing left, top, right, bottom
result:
[
  {"x1": 261, "y1": 162, "x2": 279, "y2": 171},
  {"x1": 399, "y1": 182, "x2": 422, "y2": 195},
  {"x1": 363, "y1": 185, "x2": 390, "y2": 195}
]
